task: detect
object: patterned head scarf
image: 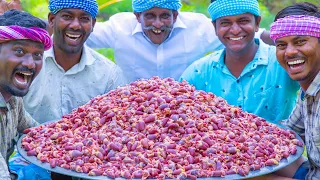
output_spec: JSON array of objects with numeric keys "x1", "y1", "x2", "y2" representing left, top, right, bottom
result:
[
  {"x1": 48, "y1": 0, "x2": 98, "y2": 19},
  {"x1": 132, "y1": 0, "x2": 182, "y2": 13},
  {"x1": 270, "y1": 15, "x2": 320, "y2": 41},
  {"x1": 208, "y1": 0, "x2": 260, "y2": 21},
  {"x1": 0, "y1": 26, "x2": 52, "y2": 50}
]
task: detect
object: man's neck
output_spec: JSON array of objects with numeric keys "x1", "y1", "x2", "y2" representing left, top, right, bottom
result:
[
  {"x1": 53, "y1": 46, "x2": 83, "y2": 72},
  {"x1": 0, "y1": 87, "x2": 12, "y2": 103},
  {"x1": 225, "y1": 42, "x2": 259, "y2": 78}
]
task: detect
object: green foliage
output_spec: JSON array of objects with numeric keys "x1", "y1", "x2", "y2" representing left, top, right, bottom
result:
[
  {"x1": 21, "y1": 0, "x2": 49, "y2": 20},
  {"x1": 96, "y1": 48, "x2": 115, "y2": 62},
  {"x1": 20, "y1": 0, "x2": 319, "y2": 60}
]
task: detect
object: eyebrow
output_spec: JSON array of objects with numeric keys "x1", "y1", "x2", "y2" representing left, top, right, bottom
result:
[{"x1": 12, "y1": 40, "x2": 44, "y2": 49}]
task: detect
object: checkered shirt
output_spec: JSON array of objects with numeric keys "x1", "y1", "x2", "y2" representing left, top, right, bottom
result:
[{"x1": 285, "y1": 71, "x2": 320, "y2": 179}]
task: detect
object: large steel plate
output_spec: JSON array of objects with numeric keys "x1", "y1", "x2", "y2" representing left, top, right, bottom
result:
[{"x1": 17, "y1": 123, "x2": 304, "y2": 180}]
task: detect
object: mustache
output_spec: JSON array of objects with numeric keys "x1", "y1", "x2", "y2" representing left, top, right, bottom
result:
[
  {"x1": 285, "y1": 55, "x2": 305, "y2": 61},
  {"x1": 142, "y1": 25, "x2": 173, "y2": 32}
]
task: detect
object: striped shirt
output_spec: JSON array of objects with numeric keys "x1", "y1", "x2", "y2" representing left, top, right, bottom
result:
[
  {"x1": 0, "y1": 93, "x2": 38, "y2": 180},
  {"x1": 285, "y1": 71, "x2": 320, "y2": 179}
]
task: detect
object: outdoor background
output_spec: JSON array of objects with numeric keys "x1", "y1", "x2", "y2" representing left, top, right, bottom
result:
[{"x1": 21, "y1": 0, "x2": 320, "y2": 60}]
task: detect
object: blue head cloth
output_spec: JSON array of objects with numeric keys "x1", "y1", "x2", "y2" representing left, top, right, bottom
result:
[
  {"x1": 132, "y1": 0, "x2": 182, "y2": 12},
  {"x1": 48, "y1": 0, "x2": 98, "y2": 19},
  {"x1": 208, "y1": 0, "x2": 260, "y2": 21}
]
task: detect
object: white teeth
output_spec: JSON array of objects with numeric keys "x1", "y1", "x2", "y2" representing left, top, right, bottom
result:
[
  {"x1": 20, "y1": 72, "x2": 33, "y2": 76},
  {"x1": 230, "y1": 37, "x2": 244, "y2": 41},
  {"x1": 66, "y1": 33, "x2": 80, "y2": 38},
  {"x1": 152, "y1": 29, "x2": 161, "y2": 34},
  {"x1": 288, "y1": 60, "x2": 305, "y2": 65}
]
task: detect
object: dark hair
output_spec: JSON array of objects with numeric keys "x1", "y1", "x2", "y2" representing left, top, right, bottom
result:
[
  {"x1": 0, "y1": 9, "x2": 46, "y2": 29},
  {"x1": 274, "y1": 2, "x2": 320, "y2": 21}
]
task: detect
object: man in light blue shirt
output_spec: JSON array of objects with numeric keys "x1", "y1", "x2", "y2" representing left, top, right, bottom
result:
[{"x1": 180, "y1": 0, "x2": 299, "y2": 124}]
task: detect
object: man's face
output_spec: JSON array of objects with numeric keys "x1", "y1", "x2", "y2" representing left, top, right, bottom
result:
[
  {"x1": 275, "y1": 36, "x2": 320, "y2": 88},
  {"x1": 0, "y1": 40, "x2": 44, "y2": 100},
  {"x1": 135, "y1": 7, "x2": 178, "y2": 45},
  {"x1": 214, "y1": 13, "x2": 260, "y2": 53},
  {"x1": 48, "y1": 8, "x2": 96, "y2": 54}
]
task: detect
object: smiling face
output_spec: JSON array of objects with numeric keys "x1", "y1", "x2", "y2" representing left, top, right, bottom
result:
[
  {"x1": 275, "y1": 36, "x2": 320, "y2": 90},
  {"x1": 135, "y1": 7, "x2": 178, "y2": 45},
  {"x1": 214, "y1": 13, "x2": 260, "y2": 53},
  {"x1": 0, "y1": 40, "x2": 44, "y2": 101},
  {"x1": 48, "y1": 8, "x2": 96, "y2": 54}
]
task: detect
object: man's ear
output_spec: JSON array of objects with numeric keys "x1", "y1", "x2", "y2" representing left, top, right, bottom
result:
[
  {"x1": 91, "y1": 18, "x2": 96, "y2": 31},
  {"x1": 134, "y1": 12, "x2": 142, "y2": 23},
  {"x1": 255, "y1": 16, "x2": 262, "y2": 32},
  {"x1": 212, "y1": 21, "x2": 217, "y2": 35},
  {"x1": 173, "y1": 10, "x2": 178, "y2": 23},
  {"x1": 48, "y1": 12, "x2": 55, "y2": 29}
]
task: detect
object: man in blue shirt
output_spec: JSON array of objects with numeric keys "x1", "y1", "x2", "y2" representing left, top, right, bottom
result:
[{"x1": 180, "y1": 0, "x2": 299, "y2": 124}]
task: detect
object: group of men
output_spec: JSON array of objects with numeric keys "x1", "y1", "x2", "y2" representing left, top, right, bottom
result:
[{"x1": 0, "y1": 0, "x2": 319, "y2": 179}]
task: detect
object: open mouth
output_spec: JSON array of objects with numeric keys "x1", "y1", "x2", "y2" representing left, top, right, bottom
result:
[
  {"x1": 287, "y1": 59, "x2": 305, "y2": 69},
  {"x1": 152, "y1": 29, "x2": 162, "y2": 34},
  {"x1": 229, "y1": 36, "x2": 244, "y2": 41},
  {"x1": 65, "y1": 33, "x2": 82, "y2": 42},
  {"x1": 14, "y1": 71, "x2": 33, "y2": 88}
]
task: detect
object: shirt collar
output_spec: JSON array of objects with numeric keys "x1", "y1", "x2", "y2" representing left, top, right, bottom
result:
[
  {"x1": 305, "y1": 71, "x2": 320, "y2": 97},
  {"x1": 0, "y1": 93, "x2": 6, "y2": 108},
  {"x1": 216, "y1": 38, "x2": 269, "y2": 66},
  {"x1": 44, "y1": 44, "x2": 95, "y2": 73},
  {"x1": 132, "y1": 14, "x2": 187, "y2": 35}
]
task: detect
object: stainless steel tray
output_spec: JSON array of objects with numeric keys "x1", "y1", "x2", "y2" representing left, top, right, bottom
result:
[{"x1": 17, "y1": 127, "x2": 304, "y2": 179}]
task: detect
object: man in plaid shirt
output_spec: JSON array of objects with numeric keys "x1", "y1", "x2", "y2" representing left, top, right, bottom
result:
[
  {"x1": 0, "y1": 10, "x2": 52, "y2": 180},
  {"x1": 270, "y1": 2, "x2": 320, "y2": 179}
]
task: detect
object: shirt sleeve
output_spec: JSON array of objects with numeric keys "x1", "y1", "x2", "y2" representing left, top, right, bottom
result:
[
  {"x1": 255, "y1": 28, "x2": 266, "y2": 39},
  {"x1": 0, "y1": 154, "x2": 11, "y2": 180},
  {"x1": 86, "y1": 21, "x2": 115, "y2": 49},
  {"x1": 107, "y1": 65, "x2": 128, "y2": 92},
  {"x1": 17, "y1": 99, "x2": 39, "y2": 133},
  {"x1": 284, "y1": 96, "x2": 305, "y2": 137}
]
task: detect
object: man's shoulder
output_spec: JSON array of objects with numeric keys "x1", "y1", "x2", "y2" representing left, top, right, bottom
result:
[
  {"x1": 178, "y1": 12, "x2": 209, "y2": 21},
  {"x1": 191, "y1": 50, "x2": 224, "y2": 68},
  {"x1": 85, "y1": 47, "x2": 118, "y2": 69},
  {"x1": 109, "y1": 12, "x2": 137, "y2": 24}
]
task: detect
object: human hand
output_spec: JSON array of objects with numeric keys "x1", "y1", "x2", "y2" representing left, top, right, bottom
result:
[
  {"x1": 0, "y1": 0, "x2": 21, "y2": 15},
  {"x1": 7, "y1": 0, "x2": 21, "y2": 11},
  {"x1": 0, "y1": 0, "x2": 9, "y2": 15}
]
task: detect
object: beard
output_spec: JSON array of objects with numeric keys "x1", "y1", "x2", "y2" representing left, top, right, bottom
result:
[{"x1": 2, "y1": 83, "x2": 28, "y2": 97}]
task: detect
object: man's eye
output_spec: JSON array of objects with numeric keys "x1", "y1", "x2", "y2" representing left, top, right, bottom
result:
[
  {"x1": 15, "y1": 48, "x2": 24, "y2": 54},
  {"x1": 34, "y1": 53, "x2": 43, "y2": 58},
  {"x1": 239, "y1": 20, "x2": 249, "y2": 24},
  {"x1": 144, "y1": 14, "x2": 154, "y2": 19},
  {"x1": 297, "y1": 39, "x2": 306, "y2": 44},
  {"x1": 62, "y1": 15, "x2": 72, "y2": 19},
  {"x1": 220, "y1": 22, "x2": 229, "y2": 26},
  {"x1": 276, "y1": 44, "x2": 286, "y2": 49},
  {"x1": 161, "y1": 14, "x2": 171, "y2": 19},
  {"x1": 81, "y1": 17, "x2": 90, "y2": 21}
]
